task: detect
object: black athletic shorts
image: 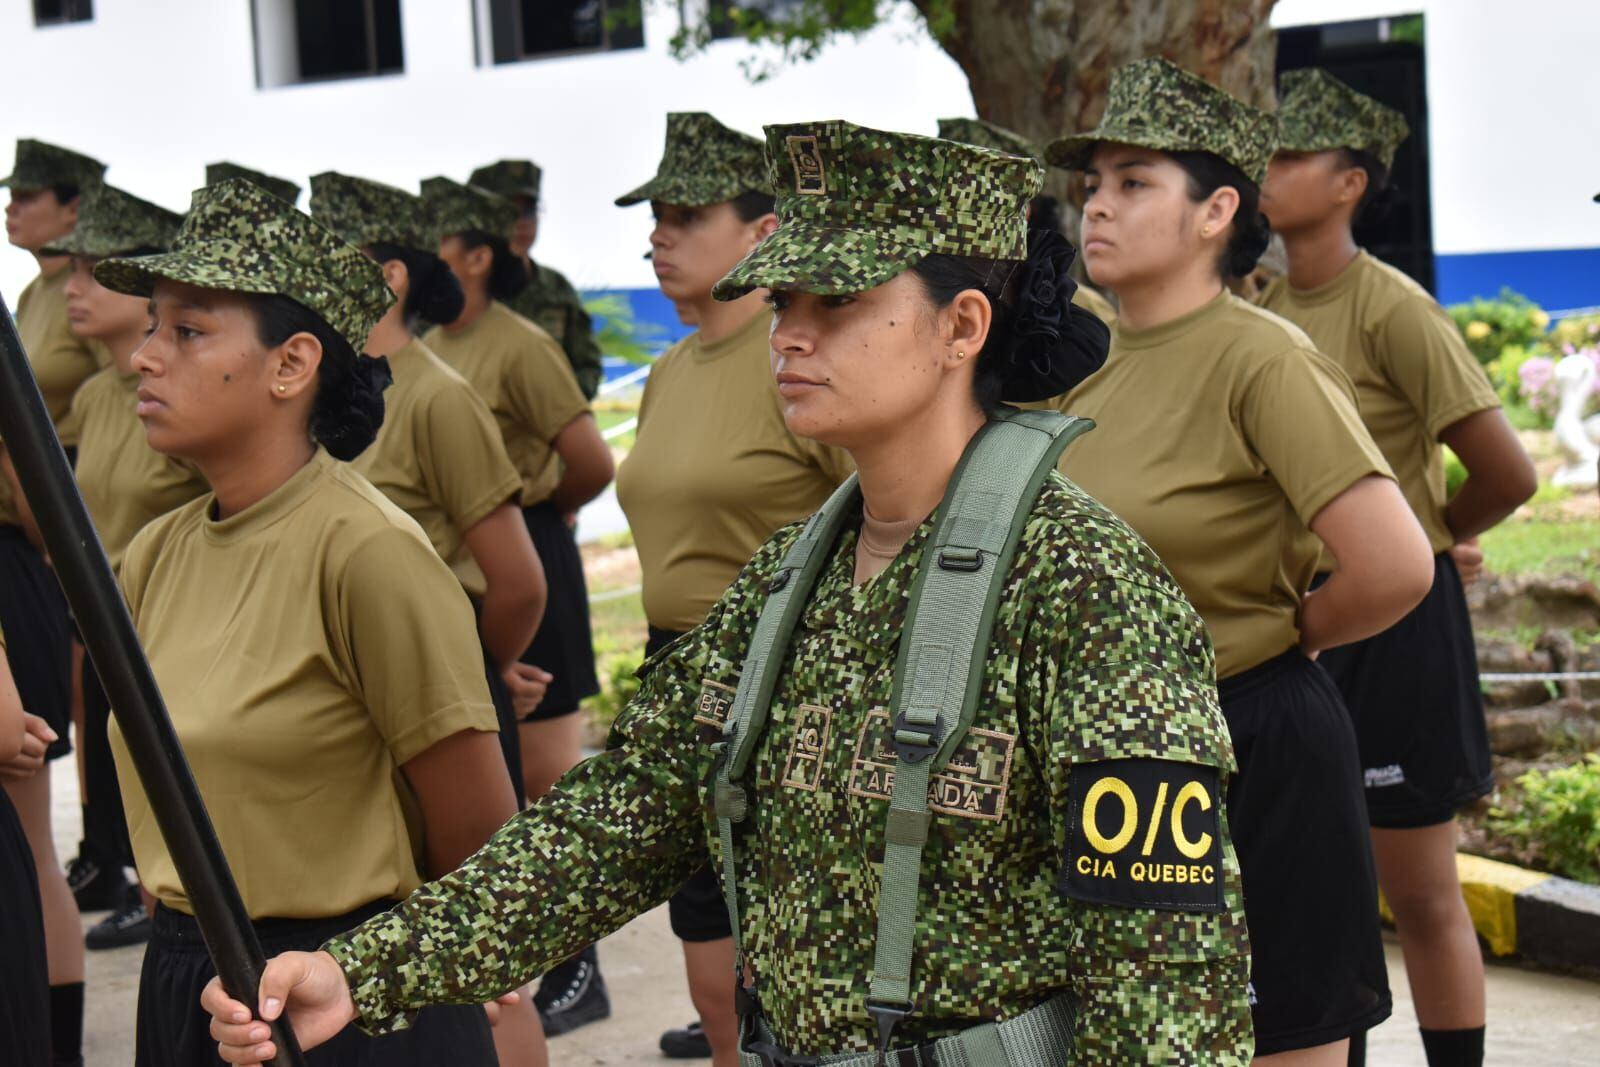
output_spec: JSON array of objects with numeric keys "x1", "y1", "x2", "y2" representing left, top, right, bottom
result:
[
  {"x1": 1316, "y1": 553, "x2": 1493, "y2": 829},
  {"x1": 648, "y1": 625, "x2": 735, "y2": 944},
  {"x1": 137, "y1": 901, "x2": 496, "y2": 1067},
  {"x1": 0, "y1": 525, "x2": 72, "y2": 760},
  {"x1": 1220, "y1": 649, "x2": 1392, "y2": 1054},
  {"x1": 0, "y1": 787, "x2": 48, "y2": 1066},
  {"x1": 518, "y1": 502, "x2": 599, "y2": 721}
]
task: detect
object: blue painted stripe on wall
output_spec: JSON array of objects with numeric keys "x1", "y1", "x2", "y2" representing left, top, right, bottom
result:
[
  {"x1": 584, "y1": 246, "x2": 1600, "y2": 383},
  {"x1": 1436, "y1": 247, "x2": 1600, "y2": 311}
]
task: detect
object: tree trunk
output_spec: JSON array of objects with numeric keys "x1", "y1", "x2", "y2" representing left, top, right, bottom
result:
[{"x1": 915, "y1": 0, "x2": 1280, "y2": 201}]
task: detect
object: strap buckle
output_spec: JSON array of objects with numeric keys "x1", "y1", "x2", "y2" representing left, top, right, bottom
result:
[
  {"x1": 890, "y1": 709, "x2": 940, "y2": 763},
  {"x1": 935, "y1": 546, "x2": 984, "y2": 572},
  {"x1": 866, "y1": 998, "x2": 915, "y2": 1067}
]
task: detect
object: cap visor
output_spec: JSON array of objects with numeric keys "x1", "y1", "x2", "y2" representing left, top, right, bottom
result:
[
  {"x1": 1046, "y1": 127, "x2": 1201, "y2": 170},
  {"x1": 614, "y1": 175, "x2": 746, "y2": 208},
  {"x1": 1044, "y1": 132, "x2": 1104, "y2": 169},
  {"x1": 94, "y1": 246, "x2": 282, "y2": 300},
  {"x1": 711, "y1": 223, "x2": 925, "y2": 301}
]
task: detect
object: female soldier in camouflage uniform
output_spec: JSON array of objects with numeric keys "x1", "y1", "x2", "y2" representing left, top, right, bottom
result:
[
  {"x1": 96, "y1": 179, "x2": 517, "y2": 1066},
  {"x1": 203, "y1": 121, "x2": 1254, "y2": 1066},
  {"x1": 470, "y1": 159, "x2": 605, "y2": 400},
  {"x1": 1048, "y1": 59, "x2": 1436, "y2": 1064},
  {"x1": 1260, "y1": 71, "x2": 1536, "y2": 1067}
]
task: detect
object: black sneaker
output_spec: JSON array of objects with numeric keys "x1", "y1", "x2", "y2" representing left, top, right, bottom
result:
[
  {"x1": 85, "y1": 892, "x2": 151, "y2": 950},
  {"x1": 660, "y1": 1020, "x2": 713, "y2": 1058},
  {"x1": 534, "y1": 948, "x2": 611, "y2": 1036},
  {"x1": 66, "y1": 855, "x2": 120, "y2": 912}
]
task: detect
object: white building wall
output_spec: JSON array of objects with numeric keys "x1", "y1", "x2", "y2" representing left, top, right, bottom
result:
[
  {"x1": 1274, "y1": 0, "x2": 1600, "y2": 259},
  {"x1": 1, "y1": 1, "x2": 1595, "y2": 309},
  {"x1": 0, "y1": 2, "x2": 971, "y2": 304}
]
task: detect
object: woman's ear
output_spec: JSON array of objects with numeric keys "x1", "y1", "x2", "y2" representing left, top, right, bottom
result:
[
  {"x1": 1334, "y1": 164, "x2": 1369, "y2": 208},
  {"x1": 380, "y1": 258, "x2": 410, "y2": 299},
  {"x1": 1199, "y1": 186, "x2": 1242, "y2": 245},
  {"x1": 464, "y1": 243, "x2": 494, "y2": 281},
  {"x1": 944, "y1": 288, "x2": 993, "y2": 372},
  {"x1": 270, "y1": 332, "x2": 324, "y2": 402}
]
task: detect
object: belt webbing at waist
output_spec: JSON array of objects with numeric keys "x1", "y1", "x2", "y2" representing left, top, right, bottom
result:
[{"x1": 738, "y1": 992, "x2": 1075, "y2": 1067}]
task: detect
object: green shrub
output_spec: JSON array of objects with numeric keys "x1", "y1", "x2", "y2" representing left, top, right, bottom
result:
[
  {"x1": 1442, "y1": 445, "x2": 1467, "y2": 497},
  {"x1": 1448, "y1": 288, "x2": 1551, "y2": 366},
  {"x1": 588, "y1": 650, "x2": 644, "y2": 733},
  {"x1": 1487, "y1": 754, "x2": 1600, "y2": 884}
]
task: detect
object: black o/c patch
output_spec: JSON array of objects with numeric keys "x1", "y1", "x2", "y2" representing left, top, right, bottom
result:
[{"x1": 1060, "y1": 758, "x2": 1225, "y2": 913}]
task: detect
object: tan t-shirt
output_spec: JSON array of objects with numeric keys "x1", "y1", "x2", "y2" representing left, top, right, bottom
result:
[
  {"x1": 16, "y1": 264, "x2": 109, "y2": 424},
  {"x1": 59, "y1": 368, "x2": 208, "y2": 574},
  {"x1": 616, "y1": 311, "x2": 854, "y2": 631},
  {"x1": 110, "y1": 449, "x2": 498, "y2": 918},
  {"x1": 1259, "y1": 251, "x2": 1499, "y2": 553},
  {"x1": 424, "y1": 302, "x2": 590, "y2": 507},
  {"x1": 1, "y1": 264, "x2": 109, "y2": 525},
  {"x1": 351, "y1": 341, "x2": 523, "y2": 596},
  {"x1": 1056, "y1": 291, "x2": 1393, "y2": 679}
]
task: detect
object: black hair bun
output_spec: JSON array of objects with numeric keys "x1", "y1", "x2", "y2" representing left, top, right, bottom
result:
[
  {"x1": 998, "y1": 228, "x2": 1111, "y2": 402},
  {"x1": 1227, "y1": 210, "x2": 1273, "y2": 279},
  {"x1": 311, "y1": 354, "x2": 391, "y2": 461},
  {"x1": 410, "y1": 253, "x2": 466, "y2": 326}
]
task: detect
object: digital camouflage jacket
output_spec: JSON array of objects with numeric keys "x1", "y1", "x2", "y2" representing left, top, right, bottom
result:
[{"x1": 324, "y1": 472, "x2": 1254, "y2": 1062}]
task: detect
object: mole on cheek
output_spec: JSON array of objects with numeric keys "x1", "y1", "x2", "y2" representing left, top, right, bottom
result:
[{"x1": 223, "y1": 374, "x2": 231, "y2": 383}]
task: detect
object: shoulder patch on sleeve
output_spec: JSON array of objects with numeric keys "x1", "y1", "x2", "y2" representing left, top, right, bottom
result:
[{"x1": 1060, "y1": 757, "x2": 1225, "y2": 913}]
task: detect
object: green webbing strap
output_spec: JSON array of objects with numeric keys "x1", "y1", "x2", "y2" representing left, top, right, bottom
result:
[
  {"x1": 867, "y1": 410, "x2": 1092, "y2": 1051},
  {"x1": 715, "y1": 408, "x2": 1093, "y2": 1065},
  {"x1": 715, "y1": 475, "x2": 864, "y2": 968},
  {"x1": 736, "y1": 990, "x2": 1077, "y2": 1066}
]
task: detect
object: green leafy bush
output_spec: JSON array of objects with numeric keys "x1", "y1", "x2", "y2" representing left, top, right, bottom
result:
[
  {"x1": 1442, "y1": 445, "x2": 1467, "y2": 497},
  {"x1": 587, "y1": 650, "x2": 644, "y2": 733},
  {"x1": 585, "y1": 292, "x2": 667, "y2": 366},
  {"x1": 1487, "y1": 754, "x2": 1600, "y2": 884},
  {"x1": 1448, "y1": 288, "x2": 1551, "y2": 366}
]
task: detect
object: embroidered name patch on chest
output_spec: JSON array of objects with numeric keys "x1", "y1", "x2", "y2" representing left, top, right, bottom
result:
[
  {"x1": 846, "y1": 708, "x2": 1016, "y2": 821},
  {"x1": 1060, "y1": 757, "x2": 1225, "y2": 912},
  {"x1": 694, "y1": 680, "x2": 735, "y2": 730}
]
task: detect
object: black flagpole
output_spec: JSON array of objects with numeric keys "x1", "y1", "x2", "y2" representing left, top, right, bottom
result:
[{"x1": 0, "y1": 293, "x2": 307, "y2": 1067}]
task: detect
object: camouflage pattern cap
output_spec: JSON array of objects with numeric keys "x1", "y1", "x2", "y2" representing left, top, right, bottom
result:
[
  {"x1": 421, "y1": 177, "x2": 518, "y2": 238},
  {"x1": 615, "y1": 112, "x2": 767, "y2": 207},
  {"x1": 311, "y1": 171, "x2": 437, "y2": 254},
  {"x1": 205, "y1": 162, "x2": 302, "y2": 207},
  {"x1": 95, "y1": 179, "x2": 393, "y2": 353},
  {"x1": 937, "y1": 118, "x2": 1042, "y2": 163},
  {"x1": 40, "y1": 184, "x2": 182, "y2": 259},
  {"x1": 713, "y1": 119, "x2": 1042, "y2": 301},
  {"x1": 1, "y1": 138, "x2": 106, "y2": 192},
  {"x1": 1046, "y1": 58, "x2": 1279, "y2": 184},
  {"x1": 469, "y1": 159, "x2": 542, "y2": 203},
  {"x1": 1275, "y1": 68, "x2": 1410, "y2": 170}
]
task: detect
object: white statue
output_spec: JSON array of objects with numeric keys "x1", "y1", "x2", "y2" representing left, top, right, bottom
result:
[{"x1": 1551, "y1": 351, "x2": 1600, "y2": 488}]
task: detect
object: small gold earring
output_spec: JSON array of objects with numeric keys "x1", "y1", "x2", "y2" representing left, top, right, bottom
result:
[
  {"x1": 1202, "y1": 226, "x2": 1213, "y2": 237},
  {"x1": 277, "y1": 384, "x2": 287, "y2": 394},
  {"x1": 956, "y1": 350, "x2": 967, "y2": 360}
]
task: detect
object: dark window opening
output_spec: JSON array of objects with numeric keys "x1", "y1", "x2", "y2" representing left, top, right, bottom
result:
[
  {"x1": 293, "y1": 0, "x2": 404, "y2": 82},
  {"x1": 33, "y1": 0, "x2": 93, "y2": 27},
  {"x1": 482, "y1": 0, "x2": 643, "y2": 65},
  {"x1": 1277, "y1": 14, "x2": 1434, "y2": 293}
]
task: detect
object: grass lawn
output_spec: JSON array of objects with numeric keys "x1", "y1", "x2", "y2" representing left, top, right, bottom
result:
[{"x1": 1481, "y1": 517, "x2": 1600, "y2": 584}]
